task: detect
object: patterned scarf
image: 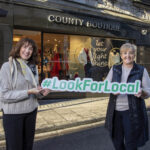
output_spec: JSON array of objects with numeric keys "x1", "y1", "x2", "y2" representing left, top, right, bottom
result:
[{"x1": 16, "y1": 58, "x2": 38, "y2": 88}]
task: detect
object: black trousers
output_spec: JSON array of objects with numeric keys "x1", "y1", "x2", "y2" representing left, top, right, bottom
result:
[
  {"x1": 112, "y1": 110, "x2": 137, "y2": 150},
  {"x1": 3, "y1": 109, "x2": 37, "y2": 150}
]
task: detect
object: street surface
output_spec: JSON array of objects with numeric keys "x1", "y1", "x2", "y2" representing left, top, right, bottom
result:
[
  {"x1": 33, "y1": 123, "x2": 150, "y2": 150},
  {"x1": 33, "y1": 126, "x2": 114, "y2": 150}
]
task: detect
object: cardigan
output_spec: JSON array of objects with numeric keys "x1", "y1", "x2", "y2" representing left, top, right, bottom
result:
[{"x1": 0, "y1": 60, "x2": 39, "y2": 114}]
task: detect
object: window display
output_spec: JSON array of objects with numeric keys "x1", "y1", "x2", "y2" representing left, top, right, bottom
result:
[
  {"x1": 78, "y1": 48, "x2": 92, "y2": 78},
  {"x1": 108, "y1": 48, "x2": 120, "y2": 68},
  {"x1": 13, "y1": 29, "x2": 132, "y2": 86},
  {"x1": 43, "y1": 34, "x2": 69, "y2": 80}
]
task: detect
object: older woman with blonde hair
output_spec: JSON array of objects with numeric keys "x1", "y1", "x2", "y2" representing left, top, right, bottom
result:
[{"x1": 105, "y1": 43, "x2": 150, "y2": 150}]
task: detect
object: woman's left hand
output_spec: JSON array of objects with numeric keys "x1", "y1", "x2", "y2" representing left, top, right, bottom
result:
[{"x1": 134, "y1": 89, "x2": 142, "y2": 98}]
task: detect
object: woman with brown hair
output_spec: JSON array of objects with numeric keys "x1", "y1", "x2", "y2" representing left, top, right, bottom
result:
[{"x1": 0, "y1": 38, "x2": 49, "y2": 150}]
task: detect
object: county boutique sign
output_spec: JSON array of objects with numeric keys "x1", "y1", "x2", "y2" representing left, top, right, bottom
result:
[
  {"x1": 48, "y1": 14, "x2": 120, "y2": 31},
  {"x1": 41, "y1": 77, "x2": 141, "y2": 94}
]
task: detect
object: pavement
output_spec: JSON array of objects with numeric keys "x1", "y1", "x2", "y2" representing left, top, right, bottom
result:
[{"x1": 0, "y1": 96, "x2": 150, "y2": 149}]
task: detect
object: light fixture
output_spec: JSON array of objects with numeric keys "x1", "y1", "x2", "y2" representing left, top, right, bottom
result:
[
  {"x1": 141, "y1": 29, "x2": 147, "y2": 35},
  {"x1": 13, "y1": 37, "x2": 21, "y2": 42}
]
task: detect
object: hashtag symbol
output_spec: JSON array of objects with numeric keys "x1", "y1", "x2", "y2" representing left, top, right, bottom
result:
[{"x1": 42, "y1": 80, "x2": 51, "y2": 88}]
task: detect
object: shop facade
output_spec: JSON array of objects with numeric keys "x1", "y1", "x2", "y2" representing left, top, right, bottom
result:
[{"x1": 0, "y1": 0, "x2": 150, "y2": 98}]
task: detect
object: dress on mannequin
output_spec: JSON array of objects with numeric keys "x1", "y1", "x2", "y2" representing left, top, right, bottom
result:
[
  {"x1": 50, "y1": 44, "x2": 61, "y2": 77},
  {"x1": 78, "y1": 48, "x2": 92, "y2": 77}
]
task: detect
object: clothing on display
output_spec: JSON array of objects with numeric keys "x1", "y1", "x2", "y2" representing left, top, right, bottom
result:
[
  {"x1": 64, "y1": 50, "x2": 69, "y2": 77},
  {"x1": 78, "y1": 48, "x2": 92, "y2": 77},
  {"x1": 43, "y1": 56, "x2": 49, "y2": 66},
  {"x1": 50, "y1": 52, "x2": 61, "y2": 77},
  {"x1": 90, "y1": 66, "x2": 109, "y2": 81},
  {"x1": 108, "y1": 48, "x2": 120, "y2": 68},
  {"x1": 74, "y1": 72, "x2": 79, "y2": 79},
  {"x1": 78, "y1": 48, "x2": 88, "y2": 65}
]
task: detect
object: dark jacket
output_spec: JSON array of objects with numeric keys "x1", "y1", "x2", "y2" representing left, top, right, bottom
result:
[{"x1": 105, "y1": 63, "x2": 149, "y2": 147}]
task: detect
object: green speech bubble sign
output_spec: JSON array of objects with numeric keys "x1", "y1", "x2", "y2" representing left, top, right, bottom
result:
[{"x1": 41, "y1": 77, "x2": 141, "y2": 94}]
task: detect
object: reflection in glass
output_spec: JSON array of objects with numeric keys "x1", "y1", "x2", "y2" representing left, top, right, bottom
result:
[{"x1": 13, "y1": 29, "x2": 132, "y2": 84}]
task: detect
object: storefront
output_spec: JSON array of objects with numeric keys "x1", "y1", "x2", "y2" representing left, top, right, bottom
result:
[{"x1": 1, "y1": 0, "x2": 150, "y2": 98}]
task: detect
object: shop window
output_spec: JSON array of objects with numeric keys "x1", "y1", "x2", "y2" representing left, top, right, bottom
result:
[
  {"x1": 13, "y1": 29, "x2": 132, "y2": 93},
  {"x1": 43, "y1": 33, "x2": 128, "y2": 81},
  {"x1": 43, "y1": 34, "x2": 69, "y2": 80}
]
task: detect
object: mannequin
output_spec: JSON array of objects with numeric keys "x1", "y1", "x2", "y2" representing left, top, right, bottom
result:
[
  {"x1": 78, "y1": 48, "x2": 92, "y2": 77},
  {"x1": 50, "y1": 44, "x2": 61, "y2": 77},
  {"x1": 108, "y1": 48, "x2": 120, "y2": 68},
  {"x1": 64, "y1": 48, "x2": 69, "y2": 78},
  {"x1": 78, "y1": 48, "x2": 87, "y2": 65}
]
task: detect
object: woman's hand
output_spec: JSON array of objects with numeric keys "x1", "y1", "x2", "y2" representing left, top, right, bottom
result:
[
  {"x1": 40, "y1": 88, "x2": 51, "y2": 96},
  {"x1": 134, "y1": 89, "x2": 148, "y2": 98},
  {"x1": 134, "y1": 89, "x2": 142, "y2": 98},
  {"x1": 28, "y1": 87, "x2": 43, "y2": 95},
  {"x1": 113, "y1": 93, "x2": 120, "y2": 96},
  {"x1": 28, "y1": 86, "x2": 43, "y2": 95}
]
